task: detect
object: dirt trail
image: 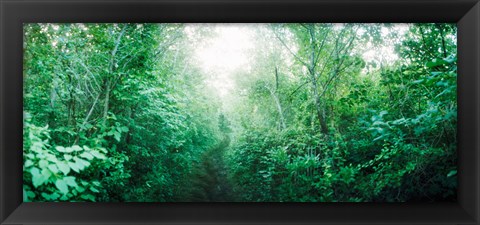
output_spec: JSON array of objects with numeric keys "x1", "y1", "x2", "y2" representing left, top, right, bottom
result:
[{"x1": 186, "y1": 136, "x2": 235, "y2": 202}]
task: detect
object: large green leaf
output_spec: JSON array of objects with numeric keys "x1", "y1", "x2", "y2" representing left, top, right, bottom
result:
[
  {"x1": 425, "y1": 58, "x2": 447, "y2": 68},
  {"x1": 79, "y1": 152, "x2": 94, "y2": 160},
  {"x1": 24, "y1": 160, "x2": 34, "y2": 168},
  {"x1": 57, "y1": 161, "x2": 70, "y2": 175},
  {"x1": 30, "y1": 167, "x2": 48, "y2": 187},
  {"x1": 447, "y1": 170, "x2": 457, "y2": 177},
  {"x1": 55, "y1": 146, "x2": 73, "y2": 153},
  {"x1": 113, "y1": 131, "x2": 121, "y2": 142},
  {"x1": 71, "y1": 145, "x2": 83, "y2": 152},
  {"x1": 67, "y1": 161, "x2": 80, "y2": 173},
  {"x1": 74, "y1": 157, "x2": 90, "y2": 169},
  {"x1": 48, "y1": 164, "x2": 59, "y2": 174},
  {"x1": 90, "y1": 151, "x2": 106, "y2": 159},
  {"x1": 63, "y1": 176, "x2": 78, "y2": 187},
  {"x1": 55, "y1": 180, "x2": 69, "y2": 195}
]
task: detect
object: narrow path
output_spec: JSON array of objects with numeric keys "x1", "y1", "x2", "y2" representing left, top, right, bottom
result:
[{"x1": 186, "y1": 136, "x2": 235, "y2": 202}]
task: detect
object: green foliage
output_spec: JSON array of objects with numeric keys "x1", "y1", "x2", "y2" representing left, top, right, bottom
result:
[
  {"x1": 226, "y1": 23, "x2": 457, "y2": 202},
  {"x1": 23, "y1": 115, "x2": 104, "y2": 201},
  {"x1": 23, "y1": 23, "x2": 457, "y2": 202}
]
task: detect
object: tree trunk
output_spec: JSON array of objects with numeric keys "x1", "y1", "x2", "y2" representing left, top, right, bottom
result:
[
  {"x1": 48, "y1": 80, "x2": 58, "y2": 128},
  {"x1": 437, "y1": 24, "x2": 448, "y2": 58},
  {"x1": 310, "y1": 74, "x2": 328, "y2": 134},
  {"x1": 266, "y1": 86, "x2": 286, "y2": 130},
  {"x1": 125, "y1": 105, "x2": 137, "y2": 145},
  {"x1": 102, "y1": 79, "x2": 111, "y2": 127},
  {"x1": 102, "y1": 25, "x2": 127, "y2": 127},
  {"x1": 306, "y1": 24, "x2": 328, "y2": 135}
]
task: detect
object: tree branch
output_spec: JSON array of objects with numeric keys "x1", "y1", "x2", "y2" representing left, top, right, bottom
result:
[{"x1": 273, "y1": 28, "x2": 309, "y2": 68}]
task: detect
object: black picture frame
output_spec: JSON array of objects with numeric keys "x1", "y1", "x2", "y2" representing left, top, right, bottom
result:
[{"x1": 1, "y1": 0, "x2": 479, "y2": 224}]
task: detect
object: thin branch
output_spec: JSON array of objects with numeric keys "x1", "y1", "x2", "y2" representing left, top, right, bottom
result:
[
  {"x1": 314, "y1": 27, "x2": 331, "y2": 66},
  {"x1": 273, "y1": 28, "x2": 309, "y2": 67},
  {"x1": 77, "y1": 56, "x2": 101, "y2": 90},
  {"x1": 288, "y1": 80, "x2": 309, "y2": 99},
  {"x1": 307, "y1": 24, "x2": 317, "y2": 72},
  {"x1": 81, "y1": 92, "x2": 101, "y2": 128},
  {"x1": 318, "y1": 28, "x2": 357, "y2": 89},
  {"x1": 275, "y1": 67, "x2": 279, "y2": 91},
  {"x1": 109, "y1": 24, "x2": 128, "y2": 74}
]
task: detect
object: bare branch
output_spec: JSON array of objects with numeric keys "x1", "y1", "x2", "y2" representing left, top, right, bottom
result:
[
  {"x1": 288, "y1": 80, "x2": 310, "y2": 99},
  {"x1": 314, "y1": 27, "x2": 331, "y2": 66},
  {"x1": 273, "y1": 28, "x2": 309, "y2": 67},
  {"x1": 275, "y1": 67, "x2": 279, "y2": 91}
]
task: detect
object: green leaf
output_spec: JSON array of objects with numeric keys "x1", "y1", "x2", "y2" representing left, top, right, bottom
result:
[
  {"x1": 55, "y1": 180, "x2": 69, "y2": 195},
  {"x1": 63, "y1": 176, "x2": 78, "y2": 187},
  {"x1": 41, "y1": 168, "x2": 52, "y2": 180},
  {"x1": 24, "y1": 160, "x2": 34, "y2": 168},
  {"x1": 90, "y1": 187, "x2": 100, "y2": 193},
  {"x1": 426, "y1": 58, "x2": 447, "y2": 68},
  {"x1": 48, "y1": 164, "x2": 59, "y2": 174},
  {"x1": 79, "y1": 152, "x2": 94, "y2": 160},
  {"x1": 97, "y1": 147, "x2": 107, "y2": 153},
  {"x1": 39, "y1": 160, "x2": 48, "y2": 168},
  {"x1": 68, "y1": 161, "x2": 80, "y2": 173},
  {"x1": 430, "y1": 71, "x2": 443, "y2": 76},
  {"x1": 71, "y1": 145, "x2": 83, "y2": 151},
  {"x1": 30, "y1": 167, "x2": 48, "y2": 187},
  {"x1": 412, "y1": 79, "x2": 424, "y2": 84},
  {"x1": 447, "y1": 170, "x2": 457, "y2": 177},
  {"x1": 379, "y1": 110, "x2": 388, "y2": 118},
  {"x1": 74, "y1": 156, "x2": 90, "y2": 168},
  {"x1": 50, "y1": 192, "x2": 61, "y2": 200},
  {"x1": 113, "y1": 131, "x2": 121, "y2": 142},
  {"x1": 46, "y1": 154, "x2": 58, "y2": 163},
  {"x1": 64, "y1": 155, "x2": 73, "y2": 161},
  {"x1": 41, "y1": 193, "x2": 52, "y2": 200},
  {"x1": 75, "y1": 186, "x2": 86, "y2": 192},
  {"x1": 80, "y1": 194, "x2": 95, "y2": 201},
  {"x1": 91, "y1": 151, "x2": 106, "y2": 159},
  {"x1": 55, "y1": 146, "x2": 67, "y2": 153},
  {"x1": 120, "y1": 126, "x2": 129, "y2": 132},
  {"x1": 444, "y1": 55, "x2": 456, "y2": 63},
  {"x1": 26, "y1": 190, "x2": 36, "y2": 198},
  {"x1": 57, "y1": 161, "x2": 70, "y2": 175}
]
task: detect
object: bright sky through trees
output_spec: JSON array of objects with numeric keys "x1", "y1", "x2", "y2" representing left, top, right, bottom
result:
[
  {"x1": 188, "y1": 24, "x2": 408, "y2": 98},
  {"x1": 187, "y1": 24, "x2": 255, "y2": 98}
]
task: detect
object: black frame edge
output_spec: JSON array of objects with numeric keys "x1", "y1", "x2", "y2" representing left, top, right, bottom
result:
[
  {"x1": 1, "y1": 0, "x2": 24, "y2": 224},
  {"x1": 458, "y1": 2, "x2": 480, "y2": 224},
  {"x1": 0, "y1": 0, "x2": 5, "y2": 223},
  {"x1": 1, "y1": 0, "x2": 480, "y2": 225},
  {"x1": 0, "y1": 0, "x2": 478, "y2": 23},
  {"x1": 2, "y1": 202, "x2": 477, "y2": 225}
]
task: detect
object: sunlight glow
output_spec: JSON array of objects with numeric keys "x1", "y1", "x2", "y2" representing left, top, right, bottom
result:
[
  {"x1": 188, "y1": 24, "x2": 255, "y2": 98},
  {"x1": 361, "y1": 24, "x2": 409, "y2": 65},
  {"x1": 196, "y1": 24, "x2": 254, "y2": 73},
  {"x1": 186, "y1": 24, "x2": 410, "y2": 97}
]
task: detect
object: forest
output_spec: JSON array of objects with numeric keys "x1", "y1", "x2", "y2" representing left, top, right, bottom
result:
[{"x1": 23, "y1": 23, "x2": 457, "y2": 202}]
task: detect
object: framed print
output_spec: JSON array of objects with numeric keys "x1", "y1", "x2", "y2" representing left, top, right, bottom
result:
[{"x1": 1, "y1": 0, "x2": 479, "y2": 224}]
